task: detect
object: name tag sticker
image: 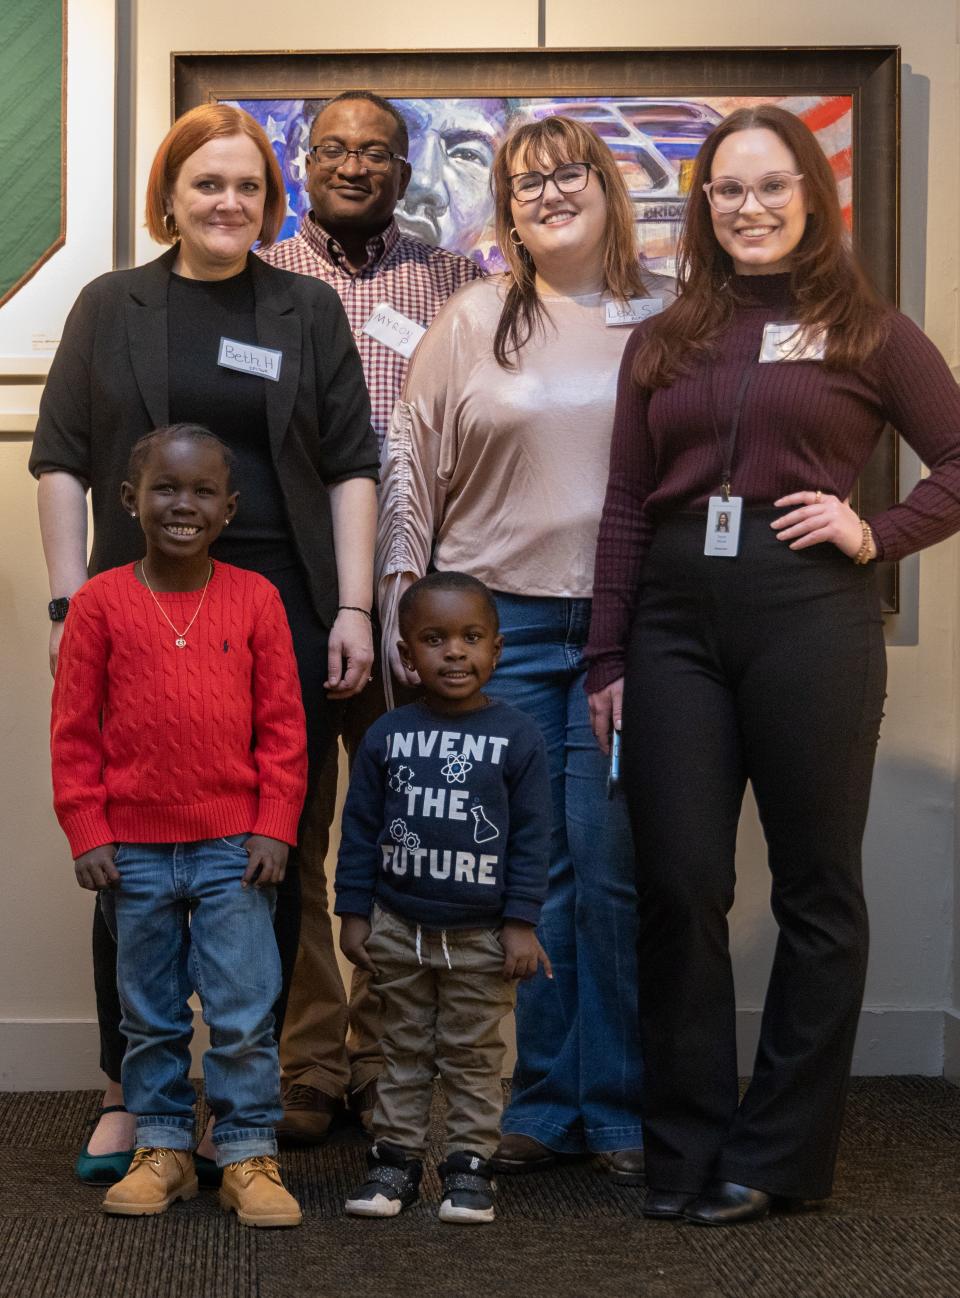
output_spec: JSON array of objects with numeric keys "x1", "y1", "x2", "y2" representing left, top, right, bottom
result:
[
  {"x1": 605, "y1": 297, "x2": 664, "y2": 327},
  {"x1": 217, "y1": 338, "x2": 283, "y2": 382},
  {"x1": 362, "y1": 303, "x2": 426, "y2": 359},
  {"x1": 759, "y1": 322, "x2": 827, "y2": 364},
  {"x1": 704, "y1": 496, "x2": 743, "y2": 557}
]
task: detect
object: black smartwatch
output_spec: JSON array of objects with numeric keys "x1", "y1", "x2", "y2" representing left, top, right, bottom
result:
[{"x1": 48, "y1": 597, "x2": 71, "y2": 622}]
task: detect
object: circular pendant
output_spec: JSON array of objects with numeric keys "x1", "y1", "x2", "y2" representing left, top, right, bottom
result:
[{"x1": 175, "y1": 637, "x2": 187, "y2": 648}]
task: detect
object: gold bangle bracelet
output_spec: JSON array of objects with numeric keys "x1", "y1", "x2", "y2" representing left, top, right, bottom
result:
[{"x1": 854, "y1": 518, "x2": 875, "y2": 565}]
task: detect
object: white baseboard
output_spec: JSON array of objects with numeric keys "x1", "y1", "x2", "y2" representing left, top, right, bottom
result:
[
  {"x1": 944, "y1": 1009, "x2": 960, "y2": 1084},
  {"x1": 0, "y1": 1007, "x2": 951, "y2": 1091},
  {"x1": 0, "y1": 1015, "x2": 212, "y2": 1091},
  {"x1": 736, "y1": 1007, "x2": 946, "y2": 1076}
]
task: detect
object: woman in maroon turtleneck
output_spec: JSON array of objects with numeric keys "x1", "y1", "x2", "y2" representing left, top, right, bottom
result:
[{"x1": 585, "y1": 105, "x2": 960, "y2": 1225}]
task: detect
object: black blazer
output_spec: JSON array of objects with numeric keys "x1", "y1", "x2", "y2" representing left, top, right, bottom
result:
[{"x1": 30, "y1": 247, "x2": 379, "y2": 626}]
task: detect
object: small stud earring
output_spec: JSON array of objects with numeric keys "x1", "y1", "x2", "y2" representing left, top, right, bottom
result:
[{"x1": 130, "y1": 511, "x2": 137, "y2": 518}]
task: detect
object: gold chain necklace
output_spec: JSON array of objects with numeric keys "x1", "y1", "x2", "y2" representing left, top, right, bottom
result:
[{"x1": 139, "y1": 560, "x2": 214, "y2": 648}]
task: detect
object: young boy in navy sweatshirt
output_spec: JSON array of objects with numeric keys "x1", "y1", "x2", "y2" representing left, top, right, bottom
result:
[{"x1": 335, "y1": 571, "x2": 551, "y2": 1224}]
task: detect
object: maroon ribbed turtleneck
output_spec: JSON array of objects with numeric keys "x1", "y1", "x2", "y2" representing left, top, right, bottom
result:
[{"x1": 584, "y1": 275, "x2": 960, "y2": 693}]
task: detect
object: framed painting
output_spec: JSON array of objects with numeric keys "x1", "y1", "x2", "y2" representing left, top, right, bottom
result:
[{"x1": 173, "y1": 47, "x2": 901, "y2": 608}]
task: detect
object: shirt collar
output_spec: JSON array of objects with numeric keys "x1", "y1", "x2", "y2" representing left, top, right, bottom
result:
[{"x1": 303, "y1": 212, "x2": 400, "y2": 274}]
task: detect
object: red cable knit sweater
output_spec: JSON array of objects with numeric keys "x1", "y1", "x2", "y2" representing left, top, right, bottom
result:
[{"x1": 51, "y1": 562, "x2": 307, "y2": 857}]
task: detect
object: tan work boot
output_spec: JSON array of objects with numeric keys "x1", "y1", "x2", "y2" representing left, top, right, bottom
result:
[
  {"x1": 219, "y1": 1155, "x2": 302, "y2": 1227},
  {"x1": 102, "y1": 1146, "x2": 198, "y2": 1216}
]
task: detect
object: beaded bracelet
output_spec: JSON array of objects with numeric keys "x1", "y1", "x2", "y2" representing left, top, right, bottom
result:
[
  {"x1": 338, "y1": 605, "x2": 373, "y2": 619},
  {"x1": 854, "y1": 519, "x2": 875, "y2": 565}
]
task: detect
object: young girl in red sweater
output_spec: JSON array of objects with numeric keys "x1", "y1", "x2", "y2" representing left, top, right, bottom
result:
[{"x1": 51, "y1": 424, "x2": 307, "y2": 1227}]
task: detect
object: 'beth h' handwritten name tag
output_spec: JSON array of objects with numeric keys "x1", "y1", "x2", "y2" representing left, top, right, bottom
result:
[
  {"x1": 362, "y1": 303, "x2": 426, "y2": 359},
  {"x1": 218, "y1": 338, "x2": 283, "y2": 382},
  {"x1": 759, "y1": 322, "x2": 827, "y2": 364},
  {"x1": 605, "y1": 297, "x2": 664, "y2": 327}
]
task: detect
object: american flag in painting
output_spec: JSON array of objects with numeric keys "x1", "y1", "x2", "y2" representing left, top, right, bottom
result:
[{"x1": 765, "y1": 95, "x2": 853, "y2": 228}]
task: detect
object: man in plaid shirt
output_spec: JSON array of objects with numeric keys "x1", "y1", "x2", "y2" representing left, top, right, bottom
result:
[{"x1": 259, "y1": 90, "x2": 481, "y2": 1144}]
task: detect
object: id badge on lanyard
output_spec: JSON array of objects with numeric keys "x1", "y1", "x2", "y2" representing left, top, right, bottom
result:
[{"x1": 704, "y1": 363, "x2": 755, "y2": 558}]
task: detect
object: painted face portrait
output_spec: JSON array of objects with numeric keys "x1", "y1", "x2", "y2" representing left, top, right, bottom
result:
[{"x1": 395, "y1": 98, "x2": 508, "y2": 258}]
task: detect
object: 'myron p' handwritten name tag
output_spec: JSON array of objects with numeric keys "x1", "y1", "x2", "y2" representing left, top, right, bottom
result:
[
  {"x1": 362, "y1": 303, "x2": 426, "y2": 359},
  {"x1": 759, "y1": 322, "x2": 827, "y2": 364},
  {"x1": 218, "y1": 338, "x2": 283, "y2": 382},
  {"x1": 605, "y1": 297, "x2": 665, "y2": 327}
]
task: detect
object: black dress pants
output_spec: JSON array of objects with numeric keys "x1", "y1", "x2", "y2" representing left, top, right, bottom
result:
[
  {"x1": 622, "y1": 512, "x2": 886, "y2": 1200},
  {"x1": 93, "y1": 561, "x2": 336, "y2": 1083}
]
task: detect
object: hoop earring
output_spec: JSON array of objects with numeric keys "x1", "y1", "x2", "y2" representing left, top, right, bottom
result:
[
  {"x1": 163, "y1": 212, "x2": 179, "y2": 239},
  {"x1": 508, "y1": 227, "x2": 524, "y2": 247}
]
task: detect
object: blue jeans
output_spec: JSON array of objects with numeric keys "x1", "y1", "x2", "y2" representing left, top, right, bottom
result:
[
  {"x1": 100, "y1": 836, "x2": 282, "y2": 1166},
  {"x1": 488, "y1": 593, "x2": 644, "y2": 1153}
]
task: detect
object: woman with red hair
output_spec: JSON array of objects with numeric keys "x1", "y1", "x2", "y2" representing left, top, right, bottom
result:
[
  {"x1": 30, "y1": 104, "x2": 378, "y2": 1186},
  {"x1": 586, "y1": 104, "x2": 960, "y2": 1224}
]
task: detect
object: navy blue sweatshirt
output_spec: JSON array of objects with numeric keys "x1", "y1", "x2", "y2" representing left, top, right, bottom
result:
[{"x1": 335, "y1": 700, "x2": 550, "y2": 929}]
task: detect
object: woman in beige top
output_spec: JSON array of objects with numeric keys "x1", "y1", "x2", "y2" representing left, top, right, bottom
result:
[{"x1": 377, "y1": 116, "x2": 665, "y2": 1179}]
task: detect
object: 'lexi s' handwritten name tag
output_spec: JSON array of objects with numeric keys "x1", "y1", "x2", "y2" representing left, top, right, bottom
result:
[
  {"x1": 759, "y1": 322, "x2": 827, "y2": 364},
  {"x1": 605, "y1": 298, "x2": 664, "y2": 327},
  {"x1": 218, "y1": 338, "x2": 283, "y2": 382},
  {"x1": 362, "y1": 303, "x2": 426, "y2": 359}
]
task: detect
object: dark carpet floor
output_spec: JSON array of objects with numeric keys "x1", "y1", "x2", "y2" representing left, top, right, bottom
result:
[{"x1": 1, "y1": 1077, "x2": 958, "y2": 1298}]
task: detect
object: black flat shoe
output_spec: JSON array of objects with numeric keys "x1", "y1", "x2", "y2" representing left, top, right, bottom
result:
[
  {"x1": 642, "y1": 1188, "x2": 696, "y2": 1219},
  {"x1": 683, "y1": 1180, "x2": 771, "y2": 1226}
]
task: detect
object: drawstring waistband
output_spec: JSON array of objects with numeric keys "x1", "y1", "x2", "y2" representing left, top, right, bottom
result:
[{"x1": 413, "y1": 922, "x2": 453, "y2": 969}]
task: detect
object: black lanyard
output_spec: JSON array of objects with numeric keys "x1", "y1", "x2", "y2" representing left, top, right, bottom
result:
[{"x1": 709, "y1": 362, "x2": 756, "y2": 502}]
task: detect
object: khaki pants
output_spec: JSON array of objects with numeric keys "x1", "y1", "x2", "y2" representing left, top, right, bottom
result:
[
  {"x1": 279, "y1": 676, "x2": 387, "y2": 1097},
  {"x1": 366, "y1": 905, "x2": 516, "y2": 1159}
]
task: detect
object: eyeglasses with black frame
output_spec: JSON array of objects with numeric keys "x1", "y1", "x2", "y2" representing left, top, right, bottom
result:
[
  {"x1": 702, "y1": 172, "x2": 805, "y2": 214},
  {"x1": 509, "y1": 162, "x2": 593, "y2": 203},
  {"x1": 309, "y1": 143, "x2": 407, "y2": 172}
]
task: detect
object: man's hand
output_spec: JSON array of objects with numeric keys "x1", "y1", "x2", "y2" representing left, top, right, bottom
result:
[
  {"x1": 500, "y1": 920, "x2": 553, "y2": 981},
  {"x1": 340, "y1": 914, "x2": 376, "y2": 973},
  {"x1": 75, "y1": 845, "x2": 120, "y2": 891},
  {"x1": 242, "y1": 835, "x2": 289, "y2": 888}
]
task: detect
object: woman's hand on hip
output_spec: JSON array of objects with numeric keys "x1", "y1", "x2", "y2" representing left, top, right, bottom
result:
[
  {"x1": 326, "y1": 607, "x2": 375, "y2": 699},
  {"x1": 588, "y1": 677, "x2": 624, "y2": 755},
  {"x1": 771, "y1": 492, "x2": 869, "y2": 559}
]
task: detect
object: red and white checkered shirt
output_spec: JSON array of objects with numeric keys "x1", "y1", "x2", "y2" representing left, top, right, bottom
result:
[{"x1": 258, "y1": 215, "x2": 482, "y2": 450}]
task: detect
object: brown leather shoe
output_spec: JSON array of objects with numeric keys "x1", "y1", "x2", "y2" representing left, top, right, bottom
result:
[
  {"x1": 276, "y1": 1084, "x2": 341, "y2": 1145},
  {"x1": 490, "y1": 1133, "x2": 557, "y2": 1174},
  {"x1": 597, "y1": 1147, "x2": 646, "y2": 1185},
  {"x1": 102, "y1": 1146, "x2": 198, "y2": 1216},
  {"x1": 220, "y1": 1155, "x2": 302, "y2": 1227},
  {"x1": 349, "y1": 1080, "x2": 377, "y2": 1134}
]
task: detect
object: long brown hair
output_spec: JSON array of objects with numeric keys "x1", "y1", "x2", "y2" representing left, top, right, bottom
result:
[
  {"x1": 634, "y1": 104, "x2": 888, "y2": 389},
  {"x1": 491, "y1": 116, "x2": 648, "y2": 369},
  {"x1": 145, "y1": 103, "x2": 286, "y2": 248}
]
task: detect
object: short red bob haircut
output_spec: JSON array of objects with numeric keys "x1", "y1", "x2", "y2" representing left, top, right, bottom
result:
[{"x1": 145, "y1": 103, "x2": 286, "y2": 247}]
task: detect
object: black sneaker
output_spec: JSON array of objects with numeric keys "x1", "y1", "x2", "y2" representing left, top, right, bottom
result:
[
  {"x1": 344, "y1": 1142, "x2": 422, "y2": 1218},
  {"x1": 438, "y1": 1151, "x2": 496, "y2": 1224}
]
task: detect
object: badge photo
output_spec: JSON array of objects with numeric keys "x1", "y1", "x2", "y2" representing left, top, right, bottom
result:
[{"x1": 704, "y1": 496, "x2": 743, "y2": 557}]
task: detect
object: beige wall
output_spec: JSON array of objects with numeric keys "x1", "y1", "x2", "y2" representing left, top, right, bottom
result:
[{"x1": 1, "y1": 0, "x2": 958, "y2": 1087}]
